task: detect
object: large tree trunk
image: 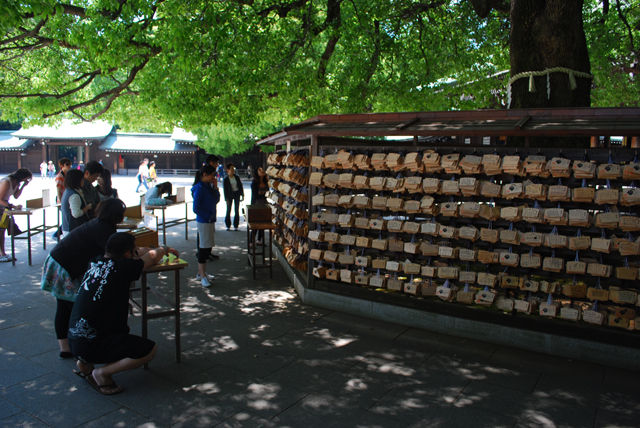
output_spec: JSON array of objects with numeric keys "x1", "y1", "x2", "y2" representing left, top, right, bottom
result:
[{"x1": 510, "y1": 0, "x2": 591, "y2": 109}]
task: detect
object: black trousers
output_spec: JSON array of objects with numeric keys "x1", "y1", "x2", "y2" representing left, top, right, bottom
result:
[
  {"x1": 55, "y1": 298, "x2": 75, "y2": 340},
  {"x1": 225, "y1": 196, "x2": 241, "y2": 229}
]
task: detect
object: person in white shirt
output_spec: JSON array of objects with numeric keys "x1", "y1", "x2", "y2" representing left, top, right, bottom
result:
[
  {"x1": 40, "y1": 161, "x2": 48, "y2": 179},
  {"x1": 135, "y1": 159, "x2": 149, "y2": 193}
]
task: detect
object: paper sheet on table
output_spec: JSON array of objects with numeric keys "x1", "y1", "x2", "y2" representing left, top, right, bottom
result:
[{"x1": 160, "y1": 253, "x2": 188, "y2": 266}]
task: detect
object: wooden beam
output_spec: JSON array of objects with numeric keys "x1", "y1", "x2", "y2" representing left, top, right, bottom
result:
[
  {"x1": 396, "y1": 117, "x2": 419, "y2": 131},
  {"x1": 514, "y1": 115, "x2": 531, "y2": 130}
]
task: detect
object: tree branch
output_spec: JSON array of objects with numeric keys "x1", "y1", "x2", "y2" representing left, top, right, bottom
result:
[
  {"x1": 400, "y1": 1, "x2": 446, "y2": 20},
  {"x1": 360, "y1": 20, "x2": 381, "y2": 106},
  {"x1": 467, "y1": 0, "x2": 509, "y2": 18},
  {"x1": 317, "y1": 0, "x2": 342, "y2": 81},
  {"x1": 258, "y1": 0, "x2": 309, "y2": 18},
  {"x1": 616, "y1": 0, "x2": 638, "y2": 57},
  {"x1": 43, "y1": 57, "x2": 152, "y2": 121}
]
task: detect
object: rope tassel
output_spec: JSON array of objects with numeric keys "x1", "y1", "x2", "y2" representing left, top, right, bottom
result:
[
  {"x1": 529, "y1": 75, "x2": 536, "y2": 92},
  {"x1": 507, "y1": 67, "x2": 593, "y2": 108}
]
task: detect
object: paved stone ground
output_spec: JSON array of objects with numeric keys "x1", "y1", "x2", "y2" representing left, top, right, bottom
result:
[{"x1": 0, "y1": 175, "x2": 639, "y2": 427}]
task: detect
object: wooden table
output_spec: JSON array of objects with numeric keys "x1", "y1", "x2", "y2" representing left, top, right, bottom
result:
[
  {"x1": 246, "y1": 220, "x2": 277, "y2": 279},
  {"x1": 129, "y1": 254, "x2": 188, "y2": 365},
  {"x1": 6, "y1": 206, "x2": 60, "y2": 266},
  {"x1": 117, "y1": 218, "x2": 143, "y2": 230},
  {"x1": 145, "y1": 202, "x2": 193, "y2": 245}
]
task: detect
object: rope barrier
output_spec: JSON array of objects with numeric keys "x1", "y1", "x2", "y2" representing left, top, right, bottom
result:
[{"x1": 507, "y1": 67, "x2": 593, "y2": 108}]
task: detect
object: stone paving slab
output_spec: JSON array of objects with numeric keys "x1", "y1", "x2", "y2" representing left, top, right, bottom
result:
[
  {"x1": 1, "y1": 176, "x2": 640, "y2": 427},
  {"x1": 1, "y1": 372, "x2": 122, "y2": 428}
]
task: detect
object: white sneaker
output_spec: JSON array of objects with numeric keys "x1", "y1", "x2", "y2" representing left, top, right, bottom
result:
[{"x1": 196, "y1": 274, "x2": 215, "y2": 287}]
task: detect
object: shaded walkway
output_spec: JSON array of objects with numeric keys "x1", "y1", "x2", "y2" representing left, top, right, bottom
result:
[{"x1": 1, "y1": 202, "x2": 639, "y2": 427}]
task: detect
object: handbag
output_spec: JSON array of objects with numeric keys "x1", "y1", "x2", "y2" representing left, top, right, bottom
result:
[
  {"x1": 0, "y1": 211, "x2": 9, "y2": 229},
  {"x1": 0, "y1": 210, "x2": 21, "y2": 236}
]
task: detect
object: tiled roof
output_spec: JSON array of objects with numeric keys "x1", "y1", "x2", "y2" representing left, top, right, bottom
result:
[
  {"x1": 170, "y1": 128, "x2": 198, "y2": 143},
  {"x1": 100, "y1": 132, "x2": 197, "y2": 153},
  {"x1": 12, "y1": 120, "x2": 113, "y2": 140},
  {"x1": 0, "y1": 131, "x2": 36, "y2": 151}
]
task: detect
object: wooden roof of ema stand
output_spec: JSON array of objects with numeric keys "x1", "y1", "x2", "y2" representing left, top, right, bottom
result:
[{"x1": 257, "y1": 107, "x2": 640, "y2": 145}]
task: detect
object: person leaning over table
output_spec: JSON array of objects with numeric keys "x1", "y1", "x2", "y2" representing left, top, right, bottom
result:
[
  {"x1": 60, "y1": 169, "x2": 92, "y2": 237},
  {"x1": 0, "y1": 168, "x2": 32, "y2": 262},
  {"x1": 69, "y1": 232, "x2": 178, "y2": 396},
  {"x1": 80, "y1": 160, "x2": 104, "y2": 218},
  {"x1": 191, "y1": 163, "x2": 220, "y2": 287},
  {"x1": 144, "y1": 181, "x2": 172, "y2": 205},
  {"x1": 41, "y1": 198, "x2": 127, "y2": 360},
  {"x1": 223, "y1": 162, "x2": 244, "y2": 231}
]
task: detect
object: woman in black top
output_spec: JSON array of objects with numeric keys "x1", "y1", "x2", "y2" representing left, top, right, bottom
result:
[
  {"x1": 223, "y1": 162, "x2": 244, "y2": 230},
  {"x1": 95, "y1": 169, "x2": 119, "y2": 201},
  {"x1": 60, "y1": 169, "x2": 92, "y2": 235},
  {"x1": 41, "y1": 199, "x2": 126, "y2": 359},
  {"x1": 250, "y1": 167, "x2": 269, "y2": 244}
]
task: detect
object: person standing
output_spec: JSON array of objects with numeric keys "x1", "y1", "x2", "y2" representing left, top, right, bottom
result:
[
  {"x1": 201, "y1": 155, "x2": 221, "y2": 260},
  {"x1": 53, "y1": 158, "x2": 72, "y2": 239},
  {"x1": 41, "y1": 199, "x2": 126, "y2": 360},
  {"x1": 135, "y1": 159, "x2": 149, "y2": 192},
  {"x1": 217, "y1": 163, "x2": 225, "y2": 182},
  {"x1": 40, "y1": 161, "x2": 47, "y2": 179},
  {"x1": 55, "y1": 158, "x2": 72, "y2": 203},
  {"x1": 80, "y1": 160, "x2": 104, "y2": 219},
  {"x1": 61, "y1": 169, "x2": 93, "y2": 237},
  {"x1": 223, "y1": 162, "x2": 244, "y2": 231},
  {"x1": 148, "y1": 161, "x2": 157, "y2": 186},
  {"x1": 246, "y1": 164, "x2": 253, "y2": 180},
  {"x1": 47, "y1": 161, "x2": 56, "y2": 179},
  {"x1": 95, "y1": 169, "x2": 119, "y2": 201},
  {"x1": 250, "y1": 167, "x2": 269, "y2": 245},
  {"x1": 191, "y1": 164, "x2": 220, "y2": 287},
  {"x1": 0, "y1": 168, "x2": 32, "y2": 262}
]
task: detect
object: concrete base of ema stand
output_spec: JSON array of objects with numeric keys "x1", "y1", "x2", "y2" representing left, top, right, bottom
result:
[{"x1": 272, "y1": 244, "x2": 640, "y2": 372}]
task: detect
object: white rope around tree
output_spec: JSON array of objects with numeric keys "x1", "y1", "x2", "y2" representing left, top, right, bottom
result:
[{"x1": 506, "y1": 67, "x2": 593, "y2": 108}]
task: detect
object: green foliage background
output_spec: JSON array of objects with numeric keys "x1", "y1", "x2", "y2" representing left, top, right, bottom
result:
[{"x1": 0, "y1": 1, "x2": 638, "y2": 155}]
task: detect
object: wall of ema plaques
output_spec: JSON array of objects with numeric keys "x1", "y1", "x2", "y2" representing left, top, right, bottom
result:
[
  {"x1": 266, "y1": 149, "x2": 310, "y2": 273},
  {"x1": 307, "y1": 146, "x2": 640, "y2": 332}
]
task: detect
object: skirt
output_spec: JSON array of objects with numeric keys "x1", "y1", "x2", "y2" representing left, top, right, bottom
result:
[
  {"x1": 40, "y1": 255, "x2": 83, "y2": 302},
  {"x1": 197, "y1": 222, "x2": 216, "y2": 248}
]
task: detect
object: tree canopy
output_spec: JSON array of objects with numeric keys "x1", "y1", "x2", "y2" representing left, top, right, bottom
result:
[{"x1": 0, "y1": 1, "x2": 638, "y2": 155}]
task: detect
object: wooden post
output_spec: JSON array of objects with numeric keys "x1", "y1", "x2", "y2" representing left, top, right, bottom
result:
[
  {"x1": 85, "y1": 142, "x2": 90, "y2": 163},
  {"x1": 632, "y1": 137, "x2": 640, "y2": 148},
  {"x1": 590, "y1": 136, "x2": 599, "y2": 148},
  {"x1": 41, "y1": 141, "x2": 46, "y2": 162}
]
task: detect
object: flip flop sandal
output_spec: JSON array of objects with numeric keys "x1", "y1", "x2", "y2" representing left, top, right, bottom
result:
[
  {"x1": 73, "y1": 370, "x2": 92, "y2": 379},
  {"x1": 86, "y1": 374, "x2": 123, "y2": 395},
  {"x1": 0, "y1": 255, "x2": 12, "y2": 262}
]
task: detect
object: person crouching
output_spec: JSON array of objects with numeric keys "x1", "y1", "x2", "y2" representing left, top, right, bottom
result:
[{"x1": 69, "y1": 232, "x2": 178, "y2": 395}]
